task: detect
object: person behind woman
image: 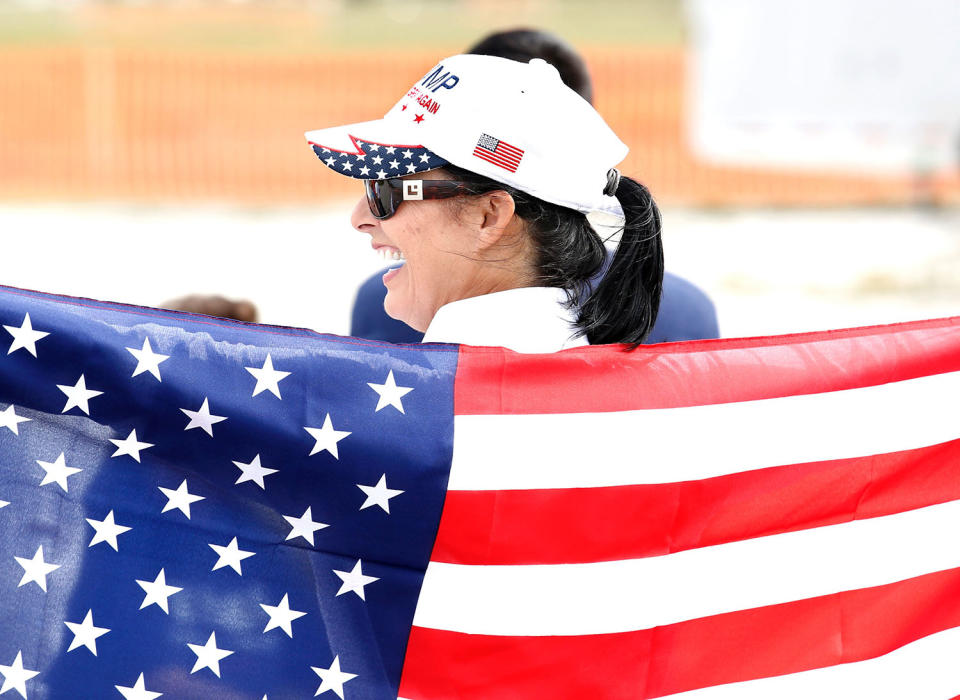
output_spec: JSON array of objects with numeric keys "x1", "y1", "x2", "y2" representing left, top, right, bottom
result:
[{"x1": 306, "y1": 53, "x2": 663, "y2": 352}]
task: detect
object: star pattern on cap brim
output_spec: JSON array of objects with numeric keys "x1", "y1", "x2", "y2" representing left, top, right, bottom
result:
[{"x1": 310, "y1": 137, "x2": 446, "y2": 180}]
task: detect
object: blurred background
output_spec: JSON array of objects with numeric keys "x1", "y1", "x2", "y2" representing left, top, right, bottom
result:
[{"x1": 1, "y1": 0, "x2": 958, "y2": 338}]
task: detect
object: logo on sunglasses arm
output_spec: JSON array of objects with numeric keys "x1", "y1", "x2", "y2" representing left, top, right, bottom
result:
[{"x1": 403, "y1": 181, "x2": 424, "y2": 201}]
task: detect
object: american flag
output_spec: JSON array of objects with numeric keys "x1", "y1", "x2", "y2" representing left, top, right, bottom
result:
[
  {"x1": 1, "y1": 284, "x2": 959, "y2": 699},
  {"x1": 0, "y1": 284, "x2": 455, "y2": 699},
  {"x1": 472, "y1": 133, "x2": 524, "y2": 173}
]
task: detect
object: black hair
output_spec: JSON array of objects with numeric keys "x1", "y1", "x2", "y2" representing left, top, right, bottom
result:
[
  {"x1": 467, "y1": 28, "x2": 594, "y2": 105},
  {"x1": 442, "y1": 163, "x2": 663, "y2": 346}
]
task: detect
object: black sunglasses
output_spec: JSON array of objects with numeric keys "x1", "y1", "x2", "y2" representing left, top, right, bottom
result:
[{"x1": 364, "y1": 178, "x2": 472, "y2": 220}]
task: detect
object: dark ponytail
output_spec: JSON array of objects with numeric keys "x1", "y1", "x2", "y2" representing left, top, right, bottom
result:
[
  {"x1": 440, "y1": 163, "x2": 663, "y2": 347},
  {"x1": 578, "y1": 175, "x2": 663, "y2": 346}
]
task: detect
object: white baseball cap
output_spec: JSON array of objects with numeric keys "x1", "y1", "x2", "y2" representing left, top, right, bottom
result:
[{"x1": 304, "y1": 53, "x2": 628, "y2": 215}]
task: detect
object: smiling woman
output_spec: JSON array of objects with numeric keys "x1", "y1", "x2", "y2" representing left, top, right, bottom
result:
[
  {"x1": 305, "y1": 53, "x2": 664, "y2": 352},
  {"x1": 351, "y1": 170, "x2": 536, "y2": 335}
]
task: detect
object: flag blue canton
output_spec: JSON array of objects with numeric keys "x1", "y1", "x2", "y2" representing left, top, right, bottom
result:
[
  {"x1": 0, "y1": 286, "x2": 458, "y2": 699},
  {"x1": 311, "y1": 141, "x2": 447, "y2": 180}
]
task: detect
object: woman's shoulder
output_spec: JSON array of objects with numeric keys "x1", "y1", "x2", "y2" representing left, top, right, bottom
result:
[{"x1": 422, "y1": 287, "x2": 587, "y2": 353}]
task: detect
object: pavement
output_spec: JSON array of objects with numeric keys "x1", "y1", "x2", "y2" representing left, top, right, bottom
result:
[{"x1": 2, "y1": 202, "x2": 957, "y2": 341}]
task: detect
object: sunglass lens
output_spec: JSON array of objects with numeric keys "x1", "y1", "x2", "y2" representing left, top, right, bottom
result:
[
  {"x1": 364, "y1": 179, "x2": 399, "y2": 220},
  {"x1": 364, "y1": 180, "x2": 386, "y2": 218}
]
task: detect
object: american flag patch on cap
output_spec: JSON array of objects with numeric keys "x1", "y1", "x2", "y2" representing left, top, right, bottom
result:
[{"x1": 473, "y1": 133, "x2": 524, "y2": 173}]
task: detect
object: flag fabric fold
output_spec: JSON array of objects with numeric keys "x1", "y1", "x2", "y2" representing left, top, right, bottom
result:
[{"x1": 1, "y1": 283, "x2": 959, "y2": 699}]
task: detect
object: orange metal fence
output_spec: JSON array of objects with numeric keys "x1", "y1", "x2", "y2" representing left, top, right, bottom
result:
[{"x1": 1, "y1": 46, "x2": 956, "y2": 205}]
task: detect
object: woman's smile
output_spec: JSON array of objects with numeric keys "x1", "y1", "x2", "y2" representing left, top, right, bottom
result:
[{"x1": 372, "y1": 242, "x2": 405, "y2": 262}]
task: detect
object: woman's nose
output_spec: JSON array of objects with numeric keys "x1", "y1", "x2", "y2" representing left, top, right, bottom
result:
[{"x1": 350, "y1": 195, "x2": 378, "y2": 233}]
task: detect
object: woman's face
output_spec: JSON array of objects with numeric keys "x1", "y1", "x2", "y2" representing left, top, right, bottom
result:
[{"x1": 350, "y1": 172, "x2": 499, "y2": 332}]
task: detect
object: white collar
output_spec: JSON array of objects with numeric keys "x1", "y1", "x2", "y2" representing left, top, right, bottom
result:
[{"x1": 422, "y1": 287, "x2": 588, "y2": 353}]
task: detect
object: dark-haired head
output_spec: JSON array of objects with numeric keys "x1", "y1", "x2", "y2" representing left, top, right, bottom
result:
[
  {"x1": 467, "y1": 28, "x2": 594, "y2": 104},
  {"x1": 441, "y1": 163, "x2": 663, "y2": 346},
  {"x1": 309, "y1": 51, "x2": 660, "y2": 346}
]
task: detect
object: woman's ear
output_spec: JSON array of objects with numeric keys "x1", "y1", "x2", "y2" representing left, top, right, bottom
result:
[{"x1": 474, "y1": 190, "x2": 517, "y2": 251}]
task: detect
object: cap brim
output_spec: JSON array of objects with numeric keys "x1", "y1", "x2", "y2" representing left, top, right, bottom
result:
[{"x1": 305, "y1": 118, "x2": 447, "y2": 180}]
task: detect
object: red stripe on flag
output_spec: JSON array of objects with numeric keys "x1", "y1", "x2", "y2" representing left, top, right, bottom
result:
[
  {"x1": 399, "y1": 567, "x2": 960, "y2": 699},
  {"x1": 453, "y1": 316, "x2": 960, "y2": 415},
  {"x1": 473, "y1": 147, "x2": 522, "y2": 173},
  {"x1": 494, "y1": 141, "x2": 522, "y2": 154},
  {"x1": 485, "y1": 142, "x2": 521, "y2": 156},
  {"x1": 431, "y1": 438, "x2": 960, "y2": 565}
]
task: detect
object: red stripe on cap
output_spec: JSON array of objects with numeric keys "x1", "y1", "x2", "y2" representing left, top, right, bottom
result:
[
  {"x1": 308, "y1": 134, "x2": 430, "y2": 155},
  {"x1": 399, "y1": 567, "x2": 960, "y2": 699},
  {"x1": 473, "y1": 147, "x2": 521, "y2": 173},
  {"x1": 494, "y1": 143, "x2": 523, "y2": 157}
]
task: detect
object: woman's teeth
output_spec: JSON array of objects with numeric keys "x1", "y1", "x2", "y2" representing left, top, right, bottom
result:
[{"x1": 378, "y1": 247, "x2": 405, "y2": 262}]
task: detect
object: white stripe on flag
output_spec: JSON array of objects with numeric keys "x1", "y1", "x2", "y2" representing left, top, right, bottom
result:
[
  {"x1": 659, "y1": 624, "x2": 960, "y2": 700},
  {"x1": 449, "y1": 370, "x2": 960, "y2": 490},
  {"x1": 413, "y1": 498, "x2": 960, "y2": 635}
]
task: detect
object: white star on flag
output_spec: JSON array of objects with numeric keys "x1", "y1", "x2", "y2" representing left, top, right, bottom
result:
[
  {"x1": 187, "y1": 631, "x2": 234, "y2": 678},
  {"x1": 57, "y1": 374, "x2": 103, "y2": 414},
  {"x1": 245, "y1": 354, "x2": 290, "y2": 399},
  {"x1": 418, "y1": 153, "x2": 430, "y2": 163},
  {"x1": 388, "y1": 159, "x2": 400, "y2": 169},
  {"x1": 385, "y1": 146, "x2": 396, "y2": 154},
  {"x1": 15, "y1": 545, "x2": 60, "y2": 592},
  {"x1": 63, "y1": 609, "x2": 110, "y2": 655},
  {"x1": 357, "y1": 474, "x2": 404, "y2": 513},
  {"x1": 311, "y1": 656, "x2": 357, "y2": 699},
  {"x1": 402, "y1": 149, "x2": 413, "y2": 159},
  {"x1": 86, "y1": 510, "x2": 131, "y2": 551},
  {"x1": 367, "y1": 370, "x2": 413, "y2": 413},
  {"x1": 109, "y1": 428, "x2": 154, "y2": 462},
  {"x1": 115, "y1": 673, "x2": 163, "y2": 700},
  {"x1": 136, "y1": 569, "x2": 182, "y2": 614},
  {"x1": 181, "y1": 397, "x2": 227, "y2": 436},
  {"x1": 159, "y1": 479, "x2": 205, "y2": 519},
  {"x1": 376, "y1": 169, "x2": 387, "y2": 179},
  {"x1": 304, "y1": 414, "x2": 350, "y2": 459},
  {"x1": 405, "y1": 163, "x2": 417, "y2": 173},
  {"x1": 333, "y1": 559, "x2": 379, "y2": 601},
  {"x1": 282, "y1": 506, "x2": 328, "y2": 546},
  {"x1": 0, "y1": 500, "x2": 8, "y2": 509},
  {"x1": 0, "y1": 404, "x2": 30, "y2": 435},
  {"x1": 359, "y1": 165, "x2": 371, "y2": 176},
  {"x1": 0, "y1": 651, "x2": 39, "y2": 699},
  {"x1": 209, "y1": 537, "x2": 255, "y2": 575},
  {"x1": 232, "y1": 454, "x2": 278, "y2": 489},
  {"x1": 3, "y1": 312, "x2": 48, "y2": 357},
  {"x1": 126, "y1": 338, "x2": 169, "y2": 381},
  {"x1": 36, "y1": 452, "x2": 82, "y2": 492},
  {"x1": 372, "y1": 155, "x2": 383, "y2": 165},
  {"x1": 324, "y1": 156, "x2": 336, "y2": 166},
  {"x1": 342, "y1": 160, "x2": 353, "y2": 172},
  {"x1": 260, "y1": 593, "x2": 307, "y2": 638}
]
